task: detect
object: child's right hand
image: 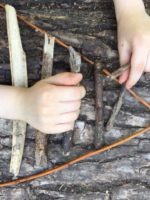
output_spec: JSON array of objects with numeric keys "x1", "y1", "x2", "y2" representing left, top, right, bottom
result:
[{"x1": 21, "y1": 72, "x2": 86, "y2": 134}]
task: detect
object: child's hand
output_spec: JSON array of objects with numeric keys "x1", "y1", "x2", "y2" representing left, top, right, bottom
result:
[
  {"x1": 21, "y1": 72, "x2": 86, "y2": 134},
  {"x1": 117, "y1": 10, "x2": 150, "y2": 89}
]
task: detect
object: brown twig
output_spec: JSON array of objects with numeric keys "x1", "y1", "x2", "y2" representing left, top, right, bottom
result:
[
  {"x1": 0, "y1": 125, "x2": 150, "y2": 187},
  {"x1": 103, "y1": 69, "x2": 150, "y2": 110},
  {"x1": 0, "y1": 3, "x2": 94, "y2": 65},
  {"x1": 106, "y1": 86, "x2": 125, "y2": 131},
  {"x1": 35, "y1": 35, "x2": 55, "y2": 167},
  {"x1": 94, "y1": 61, "x2": 104, "y2": 149}
]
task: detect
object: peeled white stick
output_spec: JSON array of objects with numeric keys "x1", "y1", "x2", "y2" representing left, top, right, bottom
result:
[
  {"x1": 35, "y1": 35, "x2": 55, "y2": 167},
  {"x1": 5, "y1": 5, "x2": 28, "y2": 177}
]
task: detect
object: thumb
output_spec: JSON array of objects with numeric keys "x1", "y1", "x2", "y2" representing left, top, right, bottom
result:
[{"x1": 44, "y1": 72, "x2": 83, "y2": 86}]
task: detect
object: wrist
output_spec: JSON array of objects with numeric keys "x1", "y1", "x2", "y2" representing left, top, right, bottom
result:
[
  {"x1": 113, "y1": 0, "x2": 146, "y2": 22},
  {"x1": 0, "y1": 85, "x2": 28, "y2": 121},
  {"x1": 14, "y1": 87, "x2": 28, "y2": 121}
]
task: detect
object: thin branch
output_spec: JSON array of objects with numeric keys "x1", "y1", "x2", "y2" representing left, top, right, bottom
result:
[
  {"x1": 94, "y1": 61, "x2": 104, "y2": 149},
  {"x1": 0, "y1": 125, "x2": 150, "y2": 187},
  {"x1": 63, "y1": 46, "x2": 81, "y2": 156},
  {"x1": 106, "y1": 86, "x2": 125, "y2": 131},
  {"x1": 5, "y1": 5, "x2": 28, "y2": 177},
  {"x1": 103, "y1": 69, "x2": 150, "y2": 110},
  {"x1": 35, "y1": 35, "x2": 55, "y2": 167}
]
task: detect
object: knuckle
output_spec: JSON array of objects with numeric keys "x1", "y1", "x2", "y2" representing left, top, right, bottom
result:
[
  {"x1": 73, "y1": 88, "x2": 80, "y2": 99},
  {"x1": 72, "y1": 110, "x2": 80, "y2": 120},
  {"x1": 76, "y1": 101, "x2": 81, "y2": 109},
  {"x1": 72, "y1": 101, "x2": 81, "y2": 110},
  {"x1": 65, "y1": 123, "x2": 74, "y2": 132},
  {"x1": 79, "y1": 86, "x2": 86, "y2": 99}
]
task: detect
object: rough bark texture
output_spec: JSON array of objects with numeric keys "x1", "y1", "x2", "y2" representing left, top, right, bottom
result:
[{"x1": 0, "y1": 0, "x2": 150, "y2": 199}]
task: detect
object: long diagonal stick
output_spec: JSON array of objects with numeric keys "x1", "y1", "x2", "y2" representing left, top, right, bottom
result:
[
  {"x1": 106, "y1": 87, "x2": 126, "y2": 131},
  {"x1": 35, "y1": 35, "x2": 55, "y2": 167},
  {"x1": 0, "y1": 125, "x2": 150, "y2": 187},
  {"x1": 0, "y1": 3, "x2": 94, "y2": 66},
  {"x1": 5, "y1": 5, "x2": 28, "y2": 177}
]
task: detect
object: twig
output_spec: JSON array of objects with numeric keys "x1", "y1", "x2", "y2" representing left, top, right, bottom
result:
[
  {"x1": 0, "y1": 125, "x2": 150, "y2": 187},
  {"x1": 106, "y1": 86, "x2": 125, "y2": 131},
  {"x1": 5, "y1": 5, "x2": 28, "y2": 177},
  {"x1": 103, "y1": 69, "x2": 150, "y2": 110},
  {"x1": 35, "y1": 35, "x2": 55, "y2": 167},
  {"x1": 94, "y1": 61, "x2": 104, "y2": 149},
  {"x1": 62, "y1": 46, "x2": 81, "y2": 156},
  {"x1": 0, "y1": 3, "x2": 94, "y2": 65},
  {"x1": 110, "y1": 64, "x2": 130, "y2": 79}
]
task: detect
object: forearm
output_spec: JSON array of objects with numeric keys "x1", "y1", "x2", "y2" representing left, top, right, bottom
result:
[
  {"x1": 113, "y1": 0, "x2": 145, "y2": 21},
  {"x1": 0, "y1": 85, "x2": 25, "y2": 120}
]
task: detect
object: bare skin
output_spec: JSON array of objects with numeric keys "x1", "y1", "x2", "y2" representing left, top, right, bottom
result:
[
  {"x1": 0, "y1": 72, "x2": 86, "y2": 134},
  {"x1": 113, "y1": 0, "x2": 150, "y2": 89},
  {"x1": 0, "y1": 1, "x2": 150, "y2": 134}
]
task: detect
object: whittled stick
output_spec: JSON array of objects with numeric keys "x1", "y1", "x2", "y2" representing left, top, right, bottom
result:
[
  {"x1": 63, "y1": 46, "x2": 81, "y2": 156},
  {"x1": 106, "y1": 86, "x2": 125, "y2": 131},
  {"x1": 5, "y1": 5, "x2": 28, "y2": 177},
  {"x1": 35, "y1": 35, "x2": 55, "y2": 167},
  {"x1": 110, "y1": 64, "x2": 130, "y2": 80},
  {"x1": 94, "y1": 61, "x2": 104, "y2": 149}
]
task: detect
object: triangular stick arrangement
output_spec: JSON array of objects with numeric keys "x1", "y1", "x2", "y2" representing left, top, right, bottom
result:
[{"x1": 0, "y1": 4, "x2": 150, "y2": 186}]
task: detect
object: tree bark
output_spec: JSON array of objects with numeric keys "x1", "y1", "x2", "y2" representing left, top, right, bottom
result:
[{"x1": 0, "y1": 0, "x2": 150, "y2": 199}]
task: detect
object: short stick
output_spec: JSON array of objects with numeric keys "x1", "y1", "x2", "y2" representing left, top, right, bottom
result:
[
  {"x1": 63, "y1": 46, "x2": 81, "y2": 156},
  {"x1": 94, "y1": 61, "x2": 104, "y2": 149},
  {"x1": 35, "y1": 35, "x2": 55, "y2": 167}
]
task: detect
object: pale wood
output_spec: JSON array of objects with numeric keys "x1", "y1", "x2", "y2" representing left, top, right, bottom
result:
[
  {"x1": 35, "y1": 35, "x2": 55, "y2": 167},
  {"x1": 5, "y1": 5, "x2": 28, "y2": 177}
]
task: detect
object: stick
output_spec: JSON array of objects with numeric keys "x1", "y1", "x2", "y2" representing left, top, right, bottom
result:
[
  {"x1": 103, "y1": 69, "x2": 150, "y2": 110},
  {"x1": 35, "y1": 35, "x2": 55, "y2": 167},
  {"x1": 94, "y1": 61, "x2": 104, "y2": 149},
  {"x1": 62, "y1": 46, "x2": 81, "y2": 156},
  {"x1": 5, "y1": 5, "x2": 28, "y2": 177},
  {"x1": 106, "y1": 86, "x2": 125, "y2": 131},
  {"x1": 110, "y1": 64, "x2": 130, "y2": 79},
  {"x1": 0, "y1": 125, "x2": 150, "y2": 187}
]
